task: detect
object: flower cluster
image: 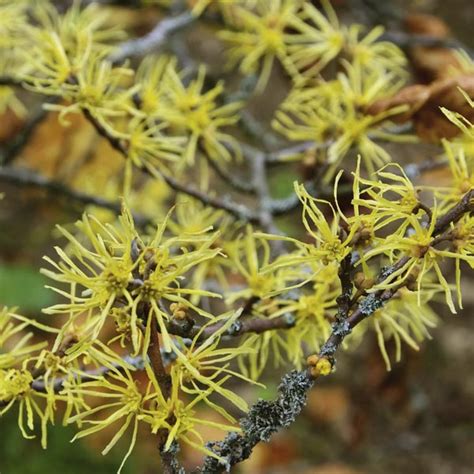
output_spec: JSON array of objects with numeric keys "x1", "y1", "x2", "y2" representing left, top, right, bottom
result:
[{"x1": 1, "y1": 1, "x2": 473, "y2": 472}]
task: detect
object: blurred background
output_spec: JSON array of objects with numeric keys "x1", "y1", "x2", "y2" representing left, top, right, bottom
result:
[{"x1": 0, "y1": 0, "x2": 473, "y2": 473}]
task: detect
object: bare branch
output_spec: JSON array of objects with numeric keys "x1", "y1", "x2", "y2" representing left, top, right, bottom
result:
[
  {"x1": 0, "y1": 166, "x2": 153, "y2": 227},
  {"x1": 0, "y1": 101, "x2": 58, "y2": 166},
  {"x1": 82, "y1": 110, "x2": 260, "y2": 223},
  {"x1": 109, "y1": 11, "x2": 195, "y2": 64}
]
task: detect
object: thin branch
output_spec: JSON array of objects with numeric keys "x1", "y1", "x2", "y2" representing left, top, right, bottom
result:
[
  {"x1": 334, "y1": 253, "x2": 354, "y2": 322},
  {"x1": 252, "y1": 152, "x2": 276, "y2": 230},
  {"x1": 433, "y1": 188, "x2": 473, "y2": 235},
  {"x1": 205, "y1": 156, "x2": 256, "y2": 194},
  {"x1": 109, "y1": 11, "x2": 196, "y2": 64},
  {"x1": 0, "y1": 166, "x2": 153, "y2": 227},
  {"x1": 82, "y1": 109, "x2": 128, "y2": 155},
  {"x1": 147, "y1": 311, "x2": 182, "y2": 474},
  {"x1": 159, "y1": 171, "x2": 260, "y2": 222},
  {"x1": 82, "y1": 110, "x2": 260, "y2": 223},
  {"x1": 167, "y1": 313, "x2": 295, "y2": 342},
  {"x1": 30, "y1": 355, "x2": 144, "y2": 393},
  {"x1": 0, "y1": 101, "x2": 57, "y2": 166},
  {"x1": 148, "y1": 317, "x2": 172, "y2": 399}
]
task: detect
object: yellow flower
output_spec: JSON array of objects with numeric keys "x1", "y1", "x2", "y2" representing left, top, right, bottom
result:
[
  {"x1": 273, "y1": 72, "x2": 411, "y2": 178},
  {"x1": 133, "y1": 55, "x2": 176, "y2": 118},
  {"x1": 352, "y1": 163, "x2": 423, "y2": 231},
  {"x1": 42, "y1": 205, "x2": 222, "y2": 356},
  {"x1": 356, "y1": 288, "x2": 438, "y2": 371},
  {"x1": 0, "y1": 307, "x2": 57, "y2": 370},
  {"x1": 0, "y1": 367, "x2": 54, "y2": 448},
  {"x1": 219, "y1": 0, "x2": 303, "y2": 91},
  {"x1": 160, "y1": 64, "x2": 243, "y2": 165},
  {"x1": 293, "y1": 182, "x2": 354, "y2": 265},
  {"x1": 226, "y1": 225, "x2": 305, "y2": 303},
  {"x1": 22, "y1": 1, "x2": 124, "y2": 96},
  {"x1": 345, "y1": 24, "x2": 407, "y2": 80},
  {"x1": 67, "y1": 366, "x2": 147, "y2": 474},
  {"x1": 167, "y1": 197, "x2": 231, "y2": 303},
  {"x1": 286, "y1": 0, "x2": 344, "y2": 77},
  {"x1": 364, "y1": 208, "x2": 472, "y2": 313},
  {"x1": 142, "y1": 367, "x2": 240, "y2": 459},
  {"x1": 170, "y1": 309, "x2": 260, "y2": 414},
  {"x1": 124, "y1": 116, "x2": 184, "y2": 174},
  {"x1": 436, "y1": 141, "x2": 474, "y2": 207}
]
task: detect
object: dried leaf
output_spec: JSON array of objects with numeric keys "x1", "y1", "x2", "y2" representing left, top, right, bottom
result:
[
  {"x1": 367, "y1": 74, "x2": 474, "y2": 142},
  {"x1": 404, "y1": 13, "x2": 463, "y2": 82}
]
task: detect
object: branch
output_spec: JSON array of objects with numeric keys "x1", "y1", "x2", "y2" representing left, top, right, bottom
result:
[
  {"x1": 82, "y1": 111, "x2": 260, "y2": 223},
  {"x1": 197, "y1": 191, "x2": 473, "y2": 472},
  {"x1": 159, "y1": 171, "x2": 260, "y2": 223},
  {"x1": 0, "y1": 166, "x2": 153, "y2": 228},
  {"x1": 167, "y1": 313, "x2": 295, "y2": 342},
  {"x1": 30, "y1": 355, "x2": 144, "y2": 393},
  {"x1": 0, "y1": 100, "x2": 57, "y2": 166},
  {"x1": 205, "y1": 156, "x2": 256, "y2": 194},
  {"x1": 109, "y1": 11, "x2": 195, "y2": 64},
  {"x1": 433, "y1": 189, "x2": 473, "y2": 235},
  {"x1": 148, "y1": 317, "x2": 171, "y2": 399},
  {"x1": 147, "y1": 312, "x2": 183, "y2": 474}
]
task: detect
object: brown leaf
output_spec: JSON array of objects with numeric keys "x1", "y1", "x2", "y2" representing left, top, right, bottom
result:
[
  {"x1": 414, "y1": 75, "x2": 474, "y2": 141},
  {"x1": 404, "y1": 13, "x2": 463, "y2": 82},
  {"x1": 367, "y1": 74, "x2": 474, "y2": 142},
  {"x1": 404, "y1": 13, "x2": 451, "y2": 37},
  {"x1": 366, "y1": 84, "x2": 431, "y2": 123}
]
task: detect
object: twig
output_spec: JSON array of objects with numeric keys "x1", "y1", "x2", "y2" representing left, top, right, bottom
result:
[
  {"x1": 159, "y1": 171, "x2": 260, "y2": 223},
  {"x1": 109, "y1": 11, "x2": 196, "y2": 64},
  {"x1": 252, "y1": 152, "x2": 275, "y2": 230},
  {"x1": 205, "y1": 156, "x2": 256, "y2": 194},
  {"x1": 148, "y1": 317, "x2": 172, "y2": 399},
  {"x1": 30, "y1": 355, "x2": 144, "y2": 393},
  {"x1": 167, "y1": 313, "x2": 294, "y2": 342},
  {"x1": 0, "y1": 101, "x2": 57, "y2": 166},
  {"x1": 82, "y1": 110, "x2": 260, "y2": 223},
  {"x1": 0, "y1": 166, "x2": 153, "y2": 228},
  {"x1": 147, "y1": 312, "x2": 182, "y2": 474},
  {"x1": 433, "y1": 188, "x2": 473, "y2": 235},
  {"x1": 334, "y1": 253, "x2": 354, "y2": 322}
]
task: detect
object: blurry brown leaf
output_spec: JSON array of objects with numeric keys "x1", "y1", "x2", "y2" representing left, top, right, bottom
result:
[
  {"x1": 414, "y1": 75, "x2": 474, "y2": 141},
  {"x1": 17, "y1": 109, "x2": 124, "y2": 188},
  {"x1": 405, "y1": 13, "x2": 450, "y2": 38},
  {"x1": 366, "y1": 84, "x2": 431, "y2": 123},
  {"x1": 367, "y1": 74, "x2": 474, "y2": 142},
  {"x1": 404, "y1": 13, "x2": 463, "y2": 82}
]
